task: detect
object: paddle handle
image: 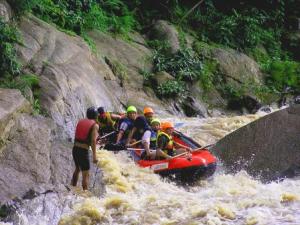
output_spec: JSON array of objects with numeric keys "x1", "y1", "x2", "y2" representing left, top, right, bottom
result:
[
  {"x1": 170, "y1": 152, "x2": 188, "y2": 159},
  {"x1": 128, "y1": 140, "x2": 142, "y2": 147},
  {"x1": 191, "y1": 143, "x2": 215, "y2": 152},
  {"x1": 99, "y1": 131, "x2": 115, "y2": 139}
]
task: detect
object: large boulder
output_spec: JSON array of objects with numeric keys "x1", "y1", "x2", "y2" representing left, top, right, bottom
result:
[
  {"x1": 16, "y1": 15, "x2": 121, "y2": 138},
  {"x1": 0, "y1": 0, "x2": 11, "y2": 22},
  {"x1": 212, "y1": 104, "x2": 300, "y2": 181},
  {"x1": 150, "y1": 20, "x2": 180, "y2": 54},
  {"x1": 0, "y1": 89, "x2": 75, "y2": 204},
  {"x1": 211, "y1": 48, "x2": 264, "y2": 112}
]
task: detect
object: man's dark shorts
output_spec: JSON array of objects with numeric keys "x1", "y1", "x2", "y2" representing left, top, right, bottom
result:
[{"x1": 72, "y1": 146, "x2": 90, "y2": 171}]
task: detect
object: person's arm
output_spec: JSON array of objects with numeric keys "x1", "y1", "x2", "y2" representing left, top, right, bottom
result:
[
  {"x1": 126, "y1": 127, "x2": 137, "y2": 146},
  {"x1": 174, "y1": 141, "x2": 191, "y2": 152},
  {"x1": 91, "y1": 123, "x2": 99, "y2": 163},
  {"x1": 111, "y1": 113, "x2": 121, "y2": 120},
  {"x1": 116, "y1": 130, "x2": 124, "y2": 144},
  {"x1": 115, "y1": 122, "x2": 127, "y2": 143}
]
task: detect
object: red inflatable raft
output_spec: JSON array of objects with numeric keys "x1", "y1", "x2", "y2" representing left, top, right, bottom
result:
[{"x1": 131, "y1": 130, "x2": 217, "y2": 182}]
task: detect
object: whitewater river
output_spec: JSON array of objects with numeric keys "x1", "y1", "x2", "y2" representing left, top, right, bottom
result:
[{"x1": 3, "y1": 112, "x2": 300, "y2": 225}]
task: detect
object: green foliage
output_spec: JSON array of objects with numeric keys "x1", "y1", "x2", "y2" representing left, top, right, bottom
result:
[
  {"x1": 139, "y1": 69, "x2": 153, "y2": 81},
  {"x1": 81, "y1": 33, "x2": 97, "y2": 54},
  {"x1": 153, "y1": 48, "x2": 203, "y2": 81},
  {"x1": 265, "y1": 60, "x2": 300, "y2": 92},
  {"x1": 0, "y1": 19, "x2": 21, "y2": 77},
  {"x1": 157, "y1": 80, "x2": 186, "y2": 98},
  {"x1": 10, "y1": 0, "x2": 137, "y2": 36},
  {"x1": 199, "y1": 60, "x2": 218, "y2": 91}
]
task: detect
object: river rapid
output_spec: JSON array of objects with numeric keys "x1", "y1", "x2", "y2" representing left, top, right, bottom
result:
[{"x1": 3, "y1": 112, "x2": 300, "y2": 225}]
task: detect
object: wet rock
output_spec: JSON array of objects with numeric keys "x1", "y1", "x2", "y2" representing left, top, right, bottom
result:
[
  {"x1": 181, "y1": 96, "x2": 207, "y2": 117},
  {"x1": 278, "y1": 164, "x2": 300, "y2": 180},
  {"x1": 212, "y1": 104, "x2": 300, "y2": 181},
  {"x1": 294, "y1": 95, "x2": 300, "y2": 104},
  {"x1": 0, "y1": 112, "x2": 73, "y2": 204},
  {"x1": 258, "y1": 106, "x2": 272, "y2": 114}
]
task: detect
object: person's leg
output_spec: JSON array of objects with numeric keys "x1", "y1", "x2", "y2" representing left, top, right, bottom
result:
[
  {"x1": 71, "y1": 166, "x2": 80, "y2": 186},
  {"x1": 142, "y1": 130, "x2": 152, "y2": 157},
  {"x1": 71, "y1": 147, "x2": 81, "y2": 186},
  {"x1": 82, "y1": 170, "x2": 90, "y2": 190}
]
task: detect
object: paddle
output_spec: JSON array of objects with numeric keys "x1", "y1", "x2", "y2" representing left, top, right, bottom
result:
[
  {"x1": 169, "y1": 151, "x2": 189, "y2": 159},
  {"x1": 97, "y1": 131, "x2": 116, "y2": 145},
  {"x1": 128, "y1": 140, "x2": 142, "y2": 147},
  {"x1": 191, "y1": 143, "x2": 215, "y2": 152},
  {"x1": 99, "y1": 131, "x2": 115, "y2": 140}
]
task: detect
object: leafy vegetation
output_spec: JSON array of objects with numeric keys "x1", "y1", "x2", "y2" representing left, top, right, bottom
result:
[
  {"x1": 3, "y1": 0, "x2": 300, "y2": 106},
  {"x1": 153, "y1": 48, "x2": 203, "y2": 82},
  {"x1": 0, "y1": 18, "x2": 42, "y2": 114},
  {"x1": 0, "y1": 18, "x2": 21, "y2": 77},
  {"x1": 10, "y1": 0, "x2": 137, "y2": 36},
  {"x1": 265, "y1": 60, "x2": 300, "y2": 92},
  {"x1": 157, "y1": 80, "x2": 186, "y2": 98}
]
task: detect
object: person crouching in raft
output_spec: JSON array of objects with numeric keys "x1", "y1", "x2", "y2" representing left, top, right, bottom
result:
[
  {"x1": 71, "y1": 107, "x2": 99, "y2": 190},
  {"x1": 156, "y1": 122, "x2": 191, "y2": 160}
]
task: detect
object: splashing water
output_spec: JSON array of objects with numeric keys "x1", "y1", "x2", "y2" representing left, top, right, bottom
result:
[{"x1": 5, "y1": 112, "x2": 300, "y2": 225}]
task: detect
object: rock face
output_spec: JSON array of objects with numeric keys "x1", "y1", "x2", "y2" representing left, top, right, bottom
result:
[
  {"x1": 150, "y1": 20, "x2": 180, "y2": 54},
  {"x1": 0, "y1": 89, "x2": 73, "y2": 203},
  {"x1": 211, "y1": 48, "x2": 264, "y2": 112},
  {"x1": 212, "y1": 105, "x2": 300, "y2": 181},
  {"x1": 0, "y1": 0, "x2": 11, "y2": 22},
  {"x1": 17, "y1": 15, "x2": 121, "y2": 138},
  {"x1": 0, "y1": 89, "x2": 31, "y2": 151},
  {"x1": 88, "y1": 30, "x2": 175, "y2": 116}
]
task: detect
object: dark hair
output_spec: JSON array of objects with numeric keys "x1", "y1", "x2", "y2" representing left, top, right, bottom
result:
[
  {"x1": 97, "y1": 107, "x2": 104, "y2": 114},
  {"x1": 86, "y1": 106, "x2": 98, "y2": 119}
]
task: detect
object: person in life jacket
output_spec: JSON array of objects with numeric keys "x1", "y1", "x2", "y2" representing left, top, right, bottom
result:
[
  {"x1": 126, "y1": 116, "x2": 156, "y2": 160},
  {"x1": 97, "y1": 107, "x2": 121, "y2": 133},
  {"x1": 156, "y1": 121, "x2": 191, "y2": 160},
  {"x1": 97, "y1": 107, "x2": 121, "y2": 143},
  {"x1": 115, "y1": 105, "x2": 137, "y2": 145},
  {"x1": 149, "y1": 118, "x2": 161, "y2": 149},
  {"x1": 143, "y1": 107, "x2": 154, "y2": 125},
  {"x1": 71, "y1": 106, "x2": 99, "y2": 190}
]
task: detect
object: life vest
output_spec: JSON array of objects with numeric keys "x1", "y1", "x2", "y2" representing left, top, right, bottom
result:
[
  {"x1": 134, "y1": 116, "x2": 151, "y2": 140},
  {"x1": 150, "y1": 130, "x2": 157, "y2": 149},
  {"x1": 74, "y1": 119, "x2": 95, "y2": 144},
  {"x1": 97, "y1": 112, "x2": 116, "y2": 130},
  {"x1": 118, "y1": 117, "x2": 134, "y2": 140},
  {"x1": 157, "y1": 131, "x2": 174, "y2": 155}
]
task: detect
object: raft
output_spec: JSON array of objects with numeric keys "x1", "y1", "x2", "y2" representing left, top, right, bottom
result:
[{"x1": 131, "y1": 130, "x2": 217, "y2": 182}]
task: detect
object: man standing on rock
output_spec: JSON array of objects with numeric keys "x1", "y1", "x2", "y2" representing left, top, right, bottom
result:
[{"x1": 71, "y1": 106, "x2": 99, "y2": 190}]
